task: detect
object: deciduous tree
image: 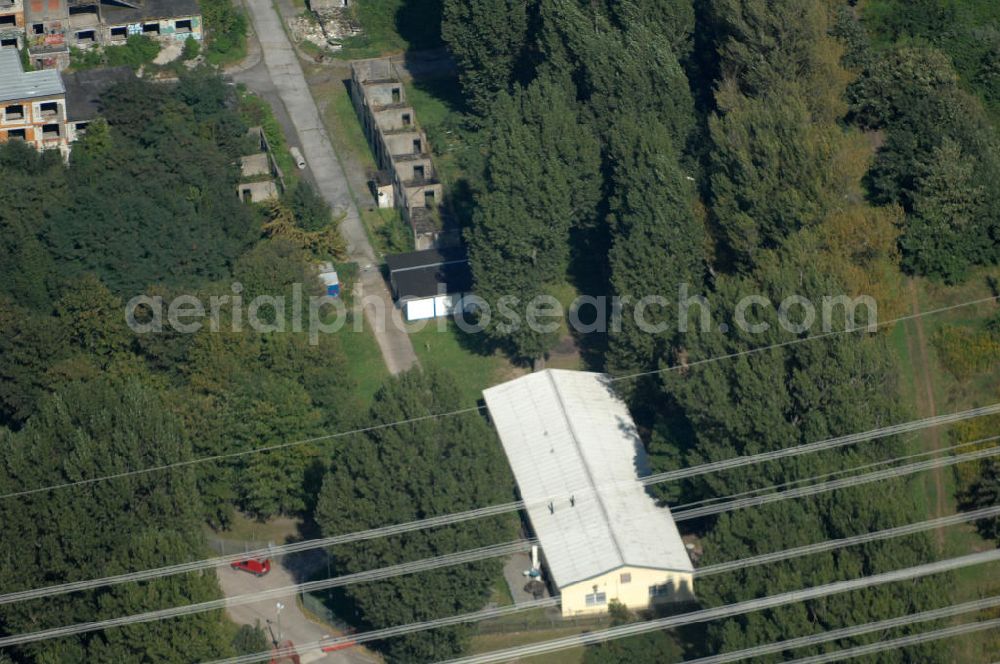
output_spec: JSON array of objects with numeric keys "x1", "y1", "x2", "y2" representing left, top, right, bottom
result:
[{"x1": 0, "y1": 379, "x2": 235, "y2": 662}]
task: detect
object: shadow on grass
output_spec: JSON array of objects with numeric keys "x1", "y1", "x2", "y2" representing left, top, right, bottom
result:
[
  {"x1": 566, "y1": 226, "x2": 613, "y2": 373},
  {"x1": 395, "y1": 0, "x2": 444, "y2": 52},
  {"x1": 409, "y1": 72, "x2": 468, "y2": 113}
]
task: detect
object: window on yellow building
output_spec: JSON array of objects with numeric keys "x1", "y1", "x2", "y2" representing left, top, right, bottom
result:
[
  {"x1": 585, "y1": 592, "x2": 607, "y2": 607},
  {"x1": 649, "y1": 584, "x2": 670, "y2": 598},
  {"x1": 620, "y1": 573, "x2": 631, "y2": 583}
]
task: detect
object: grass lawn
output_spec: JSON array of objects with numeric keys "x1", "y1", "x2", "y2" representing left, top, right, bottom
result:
[
  {"x1": 338, "y1": 311, "x2": 389, "y2": 407},
  {"x1": 332, "y1": 0, "x2": 443, "y2": 59},
  {"x1": 319, "y1": 74, "x2": 378, "y2": 173},
  {"x1": 333, "y1": 263, "x2": 390, "y2": 405},
  {"x1": 297, "y1": 37, "x2": 327, "y2": 61},
  {"x1": 405, "y1": 319, "x2": 517, "y2": 404},
  {"x1": 206, "y1": 510, "x2": 302, "y2": 542},
  {"x1": 889, "y1": 266, "x2": 1000, "y2": 663},
  {"x1": 205, "y1": 40, "x2": 248, "y2": 68},
  {"x1": 490, "y1": 574, "x2": 515, "y2": 607},
  {"x1": 404, "y1": 76, "x2": 473, "y2": 188},
  {"x1": 468, "y1": 628, "x2": 585, "y2": 663}
]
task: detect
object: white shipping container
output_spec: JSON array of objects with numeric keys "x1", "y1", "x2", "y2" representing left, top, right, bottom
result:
[{"x1": 404, "y1": 298, "x2": 436, "y2": 321}]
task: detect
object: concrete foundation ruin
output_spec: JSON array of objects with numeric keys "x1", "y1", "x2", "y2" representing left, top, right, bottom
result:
[{"x1": 350, "y1": 57, "x2": 457, "y2": 250}]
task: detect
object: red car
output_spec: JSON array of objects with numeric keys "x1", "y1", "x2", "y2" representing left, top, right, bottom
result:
[{"x1": 230, "y1": 558, "x2": 271, "y2": 576}]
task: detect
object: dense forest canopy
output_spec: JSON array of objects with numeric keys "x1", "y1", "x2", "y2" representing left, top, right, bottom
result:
[
  {"x1": 0, "y1": 0, "x2": 997, "y2": 661},
  {"x1": 441, "y1": 0, "x2": 998, "y2": 660},
  {"x1": 0, "y1": 70, "x2": 356, "y2": 661},
  {"x1": 315, "y1": 369, "x2": 518, "y2": 661}
]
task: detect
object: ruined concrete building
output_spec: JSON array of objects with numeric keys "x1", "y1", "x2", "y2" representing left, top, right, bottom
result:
[
  {"x1": 307, "y1": 0, "x2": 345, "y2": 11},
  {"x1": 0, "y1": 48, "x2": 131, "y2": 154},
  {"x1": 0, "y1": 0, "x2": 25, "y2": 50},
  {"x1": 0, "y1": 47, "x2": 69, "y2": 153},
  {"x1": 0, "y1": 0, "x2": 201, "y2": 70},
  {"x1": 350, "y1": 58, "x2": 456, "y2": 250},
  {"x1": 237, "y1": 126, "x2": 283, "y2": 203},
  {"x1": 62, "y1": 63, "x2": 131, "y2": 132}
]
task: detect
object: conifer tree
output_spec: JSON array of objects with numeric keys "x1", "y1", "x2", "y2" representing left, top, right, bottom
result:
[
  {"x1": 442, "y1": 0, "x2": 529, "y2": 114},
  {"x1": 605, "y1": 116, "x2": 704, "y2": 375},
  {"x1": 653, "y1": 255, "x2": 950, "y2": 661},
  {"x1": 466, "y1": 72, "x2": 601, "y2": 362},
  {"x1": 314, "y1": 369, "x2": 517, "y2": 662}
]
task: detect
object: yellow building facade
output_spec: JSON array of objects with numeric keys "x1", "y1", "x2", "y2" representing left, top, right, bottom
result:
[
  {"x1": 484, "y1": 370, "x2": 696, "y2": 618},
  {"x1": 560, "y1": 566, "x2": 695, "y2": 617}
]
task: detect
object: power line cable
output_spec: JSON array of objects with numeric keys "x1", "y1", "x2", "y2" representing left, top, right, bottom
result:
[
  {"x1": 3, "y1": 405, "x2": 993, "y2": 606},
  {"x1": 695, "y1": 503, "x2": 1000, "y2": 577},
  {"x1": 0, "y1": 540, "x2": 533, "y2": 648},
  {"x1": 785, "y1": 617, "x2": 1000, "y2": 664},
  {"x1": 196, "y1": 508, "x2": 1000, "y2": 664},
  {"x1": 206, "y1": 597, "x2": 562, "y2": 664},
  {"x1": 3, "y1": 296, "x2": 995, "y2": 502},
  {"x1": 675, "y1": 435, "x2": 998, "y2": 512},
  {"x1": 207, "y1": 592, "x2": 1000, "y2": 664},
  {"x1": 662, "y1": 596, "x2": 1000, "y2": 664},
  {"x1": 638, "y1": 403, "x2": 1000, "y2": 486},
  {"x1": 0, "y1": 499, "x2": 524, "y2": 606},
  {"x1": 436, "y1": 549, "x2": 1000, "y2": 664},
  {"x1": 0, "y1": 406, "x2": 485, "y2": 501},
  {"x1": 3, "y1": 451, "x2": 994, "y2": 650},
  {"x1": 607, "y1": 295, "x2": 1000, "y2": 383},
  {"x1": 672, "y1": 443, "x2": 1000, "y2": 521}
]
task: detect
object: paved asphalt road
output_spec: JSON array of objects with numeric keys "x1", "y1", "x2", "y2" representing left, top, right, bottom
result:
[
  {"x1": 236, "y1": 0, "x2": 418, "y2": 375},
  {"x1": 217, "y1": 557, "x2": 373, "y2": 664},
  {"x1": 215, "y1": 4, "x2": 418, "y2": 660}
]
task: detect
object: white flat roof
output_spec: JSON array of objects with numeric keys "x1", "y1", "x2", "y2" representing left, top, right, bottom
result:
[
  {"x1": 483, "y1": 370, "x2": 693, "y2": 589},
  {"x1": 0, "y1": 50, "x2": 64, "y2": 104}
]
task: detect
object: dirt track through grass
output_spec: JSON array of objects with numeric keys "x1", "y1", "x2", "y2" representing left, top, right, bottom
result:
[{"x1": 904, "y1": 280, "x2": 947, "y2": 550}]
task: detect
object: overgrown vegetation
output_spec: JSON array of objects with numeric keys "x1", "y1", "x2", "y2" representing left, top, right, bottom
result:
[
  {"x1": 239, "y1": 88, "x2": 298, "y2": 180},
  {"x1": 0, "y1": 71, "x2": 355, "y2": 660},
  {"x1": 314, "y1": 369, "x2": 518, "y2": 661},
  {"x1": 70, "y1": 35, "x2": 160, "y2": 71},
  {"x1": 182, "y1": 35, "x2": 201, "y2": 61},
  {"x1": 864, "y1": 0, "x2": 1000, "y2": 119},
  {"x1": 845, "y1": 38, "x2": 1000, "y2": 283},
  {"x1": 334, "y1": 0, "x2": 443, "y2": 59},
  {"x1": 439, "y1": 0, "x2": 993, "y2": 660},
  {"x1": 932, "y1": 319, "x2": 1000, "y2": 380},
  {"x1": 201, "y1": 0, "x2": 248, "y2": 65}
]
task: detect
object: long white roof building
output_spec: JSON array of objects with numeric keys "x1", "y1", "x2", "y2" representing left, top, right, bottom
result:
[{"x1": 483, "y1": 369, "x2": 693, "y2": 600}]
